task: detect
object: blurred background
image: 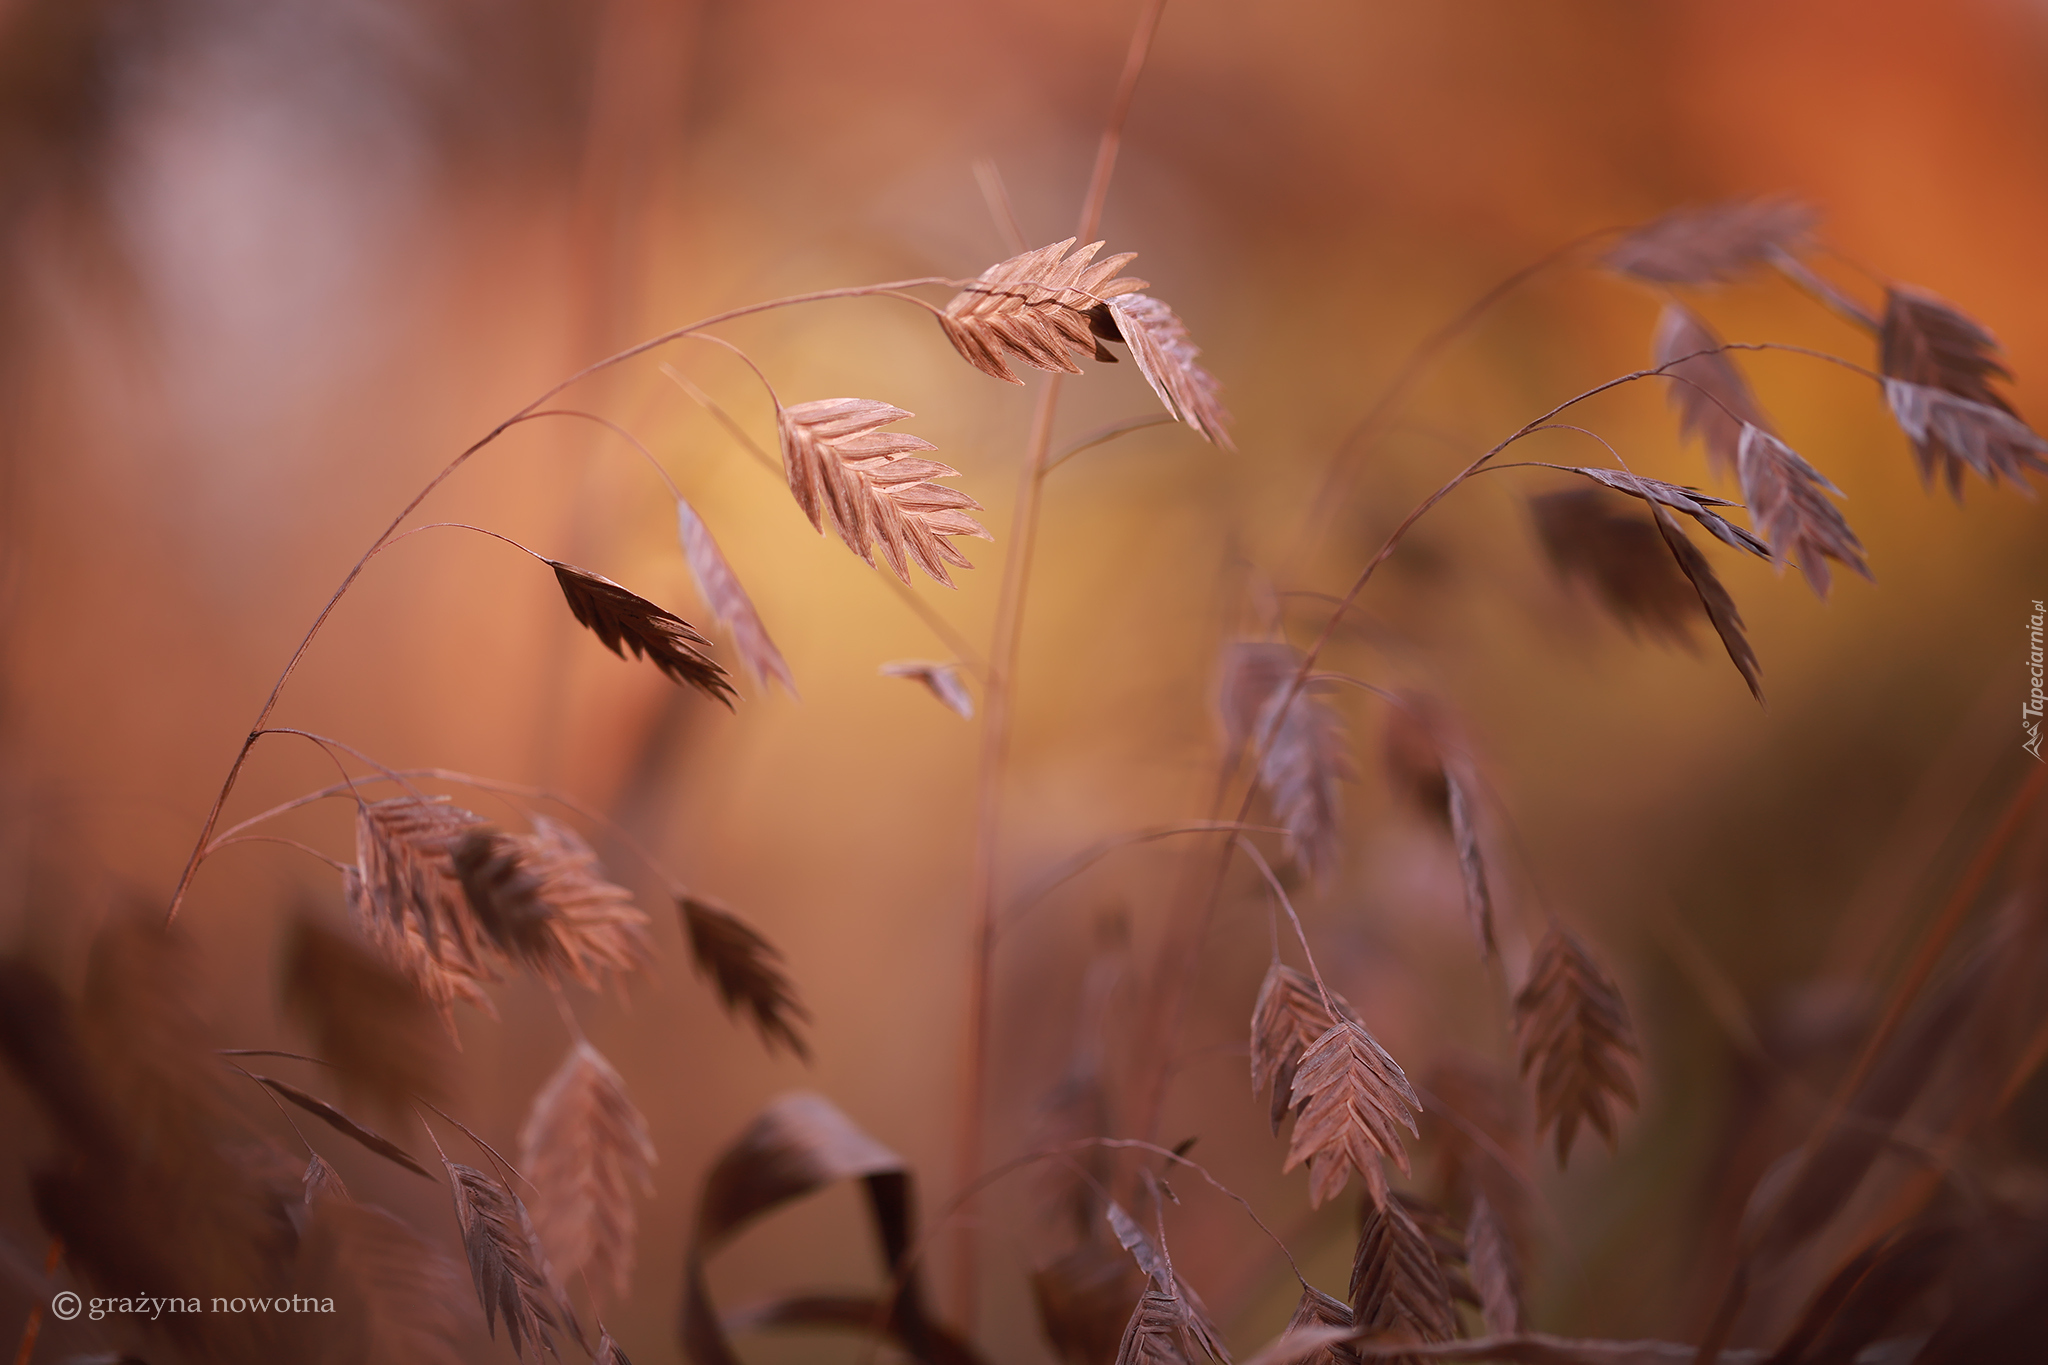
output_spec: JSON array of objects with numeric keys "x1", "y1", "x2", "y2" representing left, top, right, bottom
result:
[{"x1": 2, "y1": 0, "x2": 2047, "y2": 1360}]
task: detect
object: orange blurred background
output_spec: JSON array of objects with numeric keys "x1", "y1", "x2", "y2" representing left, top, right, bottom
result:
[{"x1": 3, "y1": 0, "x2": 2047, "y2": 1360}]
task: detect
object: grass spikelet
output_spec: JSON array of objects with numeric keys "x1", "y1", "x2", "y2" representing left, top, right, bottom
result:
[
  {"x1": 1282, "y1": 1285, "x2": 1358, "y2": 1365},
  {"x1": 352, "y1": 796, "x2": 496, "y2": 979},
  {"x1": 1284, "y1": 1019, "x2": 1421, "y2": 1209},
  {"x1": 452, "y1": 816, "x2": 654, "y2": 995},
  {"x1": 1348, "y1": 1194, "x2": 1457, "y2": 1351},
  {"x1": 442, "y1": 1158, "x2": 564, "y2": 1360},
  {"x1": 1251, "y1": 962, "x2": 1359, "y2": 1134},
  {"x1": 1464, "y1": 1194, "x2": 1522, "y2": 1337},
  {"x1": 1103, "y1": 293, "x2": 1233, "y2": 449},
  {"x1": 550, "y1": 560, "x2": 735, "y2": 705},
  {"x1": 941, "y1": 237, "x2": 1147, "y2": 383},
  {"x1": 777, "y1": 397, "x2": 990, "y2": 586},
  {"x1": 677, "y1": 893, "x2": 811, "y2": 1059},
  {"x1": 1649, "y1": 505, "x2": 1764, "y2": 702},
  {"x1": 1735, "y1": 424, "x2": 1870, "y2": 598},
  {"x1": 1880, "y1": 286, "x2": 2048, "y2": 496},
  {"x1": 1654, "y1": 304, "x2": 1771, "y2": 478},
  {"x1": 676, "y1": 497, "x2": 796, "y2": 696},
  {"x1": 1604, "y1": 197, "x2": 1817, "y2": 284},
  {"x1": 879, "y1": 659, "x2": 975, "y2": 719},
  {"x1": 519, "y1": 1040, "x2": 657, "y2": 1302},
  {"x1": 1514, "y1": 926, "x2": 1640, "y2": 1165}
]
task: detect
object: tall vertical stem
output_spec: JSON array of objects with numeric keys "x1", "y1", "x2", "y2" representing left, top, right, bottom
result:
[{"x1": 947, "y1": 0, "x2": 1169, "y2": 1328}]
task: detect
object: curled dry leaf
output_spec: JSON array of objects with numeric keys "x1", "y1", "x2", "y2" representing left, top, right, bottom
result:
[
  {"x1": 1532, "y1": 490, "x2": 1706, "y2": 648},
  {"x1": 1880, "y1": 286, "x2": 2048, "y2": 497},
  {"x1": 1251, "y1": 962, "x2": 1359, "y2": 1135},
  {"x1": 1514, "y1": 927, "x2": 1640, "y2": 1166},
  {"x1": 441, "y1": 1158, "x2": 564, "y2": 1361},
  {"x1": 1649, "y1": 506, "x2": 1764, "y2": 703},
  {"x1": 1603, "y1": 197, "x2": 1817, "y2": 285},
  {"x1": 880, "y1": 659, "x2": 975, "y2": 719},
  {"x1": 941, "y1": 237, "x2": 1147, "y2": 383},
  {"x1": 1735, "y1": 425, "x2": 1869, "y2": 598},
  {"x1": 683, "y1": 1093, "x2": 945, "y2": 1365},
  {"x1": 1654, "y1": 304, "x2": 1771, "y2": 479},
  {"x1": 678, "y1": 893, "x2": 811, "y2": 1060},
  {"x1": 677, "y1": 498, "x2": 796, "y2": 696},
  {"x1": 778, "y1": 398, "x2": 990, "y2": 587},
  {"x1": 1104, "y1": 293, "x2": 1234, "y2": 449},
  {"x1": 1465, "y1": 1195, "x2": 1522, "y2": 1338},
  {"x1": 453, "y1": 815, "x2": 653, "y2": 995},
  {"x1": 550, "y1": 559, "x2": 735, "y2": 706},
  {"x1": 1217, "y1": 641, "x2": 1353, "y2": 881},
  {"x1": 1350, "y1": 1194, "x2": 1458, "y2": 1350},
  {"x1": 519, "y1": 1040, "x2": 656, "y2": 1302},
  {"x1": 282, "y1": 914, "x2": 452, "y2": 1118},
  {"x1": 1285, "y1": 1019, "x2": 1421, "y2": 1209}
]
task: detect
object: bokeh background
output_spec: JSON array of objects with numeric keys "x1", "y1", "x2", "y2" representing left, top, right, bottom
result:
[{"x1": 3, "y1": 0, "x2": 2047, "y2": 1360}]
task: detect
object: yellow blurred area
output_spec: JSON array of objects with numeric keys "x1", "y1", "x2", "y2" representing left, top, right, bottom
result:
[{"x1": 2, "y1": 0, "x2": 2046, "y2": 1361}]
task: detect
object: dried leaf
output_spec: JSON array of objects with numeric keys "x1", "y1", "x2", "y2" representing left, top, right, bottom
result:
[
  {"x1": 1465, "y1": 1195, "x2": 1522, "y2": 1338},
  {"x1": 1880, "y1": 287, "x2": 2048, "y2": 496},
  {"x1": 1446, "y1": 774, "x2": 1496, "y2": 958},
  {"x1": 881, "y1": 659, "x2": 975, "y2": 719},
  {"x1": 1650, "y1": 506, "x2": 1765, "y2": 703},
  {"x1": 442, "y1": 1158, "x2": 563, "y2": 1360},
  {"x1": 1251, "y1": 962, "x2": 1359, "y2": 1135},
  {"x1": 281, "y1": 913, "x2": 453, "y2": 1119},
  {"x1": 1604, "y1": 197, "x2": 1817, "y2": 284},
  {"x1": 1735, "y1": 425, "x2": 1869, "y2": 598},
  {"x1": 452, "y1": 815, "x2": 654, "y2": 994},
  {"x1": 291, "y1": 1190, "x2": 469, "y2": 1365},
  {"x1": 683, "y1": 1093, "x2": 944, "y2": 1365},
  {"x1": 1654, "y1": 304, "x2": 1772, "y2": 479},
  {"x1": 249, "y1": 1074, "x2": 434, "y2": 1180},
  {"x1": 677, "y1": 498, "x2": 796, "y2": 695},
  {"x1": 678, "y1": 893, "x2": 811, "y2": 1059},
  {"x1": 1350, "y1": 1195, "x2": 1458, "y2": 1349},
  {"x1": 1533, "y1": 490, "x2": 1706, "y2": 647},
  {"x1": 941, "y1": 238, "x2": 1148, "y2": 383},
  {"x1": 1514, "y1": 927, "x2": 1639, "y2": 1165},
  {"x1": 1284, "y1": 1019, "x2": 1421, "y2": 1209},
  {"x1": 519, "y1": 1041, "x2": 655, "y2": 1302},
  {"x1": 550, "y1": 559, "x2": 736, "y2": 705},
  {"x1": 778, "y1": 398, "x2": 991, "y2": 587},
  {"x1": 1104, "y1": 294, "x2": 1233, "y2": 449}
]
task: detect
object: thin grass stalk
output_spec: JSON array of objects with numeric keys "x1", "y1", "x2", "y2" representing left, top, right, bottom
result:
[
  {"x1": 163, "y1": 278, "x2": 957, "y2": 925},
  {"x1": 950, "y1": 0, "x2": 1169, "y2": 1327},
  {"x1": 1688, "y1": 758, "x2": 2048, "y2": 1365}
]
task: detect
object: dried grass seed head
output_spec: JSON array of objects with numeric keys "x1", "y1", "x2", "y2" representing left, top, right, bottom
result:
[
  {"x1": 1655, "y1": 304, "x2": 1771, "y2": 478},
  {"x1": 676, "y1": 498, "x2": 796, "y2": 695},
  {"x1": 1104, "y1": 293, "x2": 1234, "y2": 449},
  {"x1": 879, "y1": 659, "x2": 975, "y2": 719},
  {"x1": 1514, "y1": 926, "x2": 1641, "y2": 1165},
  {"x1": 1604, "y1": 196, "x2": 1818, "y2": 284},
  {"x1": 1880, "y1": 286, "x2": 2048, "y2": 496},
  {"x1": 550, "y1": 560, "x2": 735, "y2": 705},
  {"x1": 677, "y1": 893, "x2": 811, "y2": 1059},
  {"x1": 452, "y1": 815, "x2": 654, "y2": 996},
  {"x1": 1284, "y1": 1018, "x2": 1421, "y2": 1209},
  {"x1": 1735, "y1": 424, "x2": 1870, "y2": 598},
  {"x1": 777, "y1": 397, "x2": 989, "y2": 587},
  {"x1": 942, "y1": 237, "x2": 1147, "y2": 383},
  {"x1": 519, "y1": 1040, "x2": 657, "y2": 1302}
]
